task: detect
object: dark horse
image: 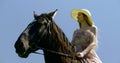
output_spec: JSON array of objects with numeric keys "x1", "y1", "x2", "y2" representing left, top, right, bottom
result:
[{"x1": 15, "y1": 10, "x2": 101, "y2": 63}]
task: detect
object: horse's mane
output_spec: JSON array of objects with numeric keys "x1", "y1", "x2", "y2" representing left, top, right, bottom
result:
[{"x1": 42, "y1": 18, "x2": 74, "y2": 54}]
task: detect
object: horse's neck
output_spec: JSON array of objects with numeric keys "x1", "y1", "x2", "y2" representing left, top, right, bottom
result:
[
  {"x1": 43, "y1": 38, "x2": 73, "y2": 63},
  {"x1": 51, "y1": 23, "x2": 74, "y2": 55},
  {"x1": 42, "y1": 23, "x2": 75, "y2": 63}
]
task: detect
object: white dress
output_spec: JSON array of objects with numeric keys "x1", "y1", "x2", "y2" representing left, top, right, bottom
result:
[
  {"x1": 71, "y1": 26, "x2": 102, "y2": 63},
  {"x1": 72, "y1": 26, "x2": 97, "y2": 52}
]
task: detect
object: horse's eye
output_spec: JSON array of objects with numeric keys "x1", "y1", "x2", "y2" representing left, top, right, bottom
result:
[{"x1": 29, "y1": 23, "x2": 39, "y2": 35}]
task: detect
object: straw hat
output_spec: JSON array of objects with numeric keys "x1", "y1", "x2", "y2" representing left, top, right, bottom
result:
[{"x1": 71, "y1": 9, "x2": 94, "y2": 26}]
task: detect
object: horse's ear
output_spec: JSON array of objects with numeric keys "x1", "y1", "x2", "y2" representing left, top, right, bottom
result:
[
  {"x1": 48, "y1": 9, "x2": 58, "y2": 19},
  {"x1": 33, "y1": 11, "x2": 38, "y2": 20}
]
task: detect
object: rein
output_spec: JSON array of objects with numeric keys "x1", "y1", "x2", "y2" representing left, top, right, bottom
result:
[{"x1": 32, "y1": 46, "x2": 77, "y2": 59}]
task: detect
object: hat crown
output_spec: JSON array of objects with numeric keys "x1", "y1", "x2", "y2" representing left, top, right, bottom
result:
[{"x1": 81, "y1": 9, "x2": 91, "y2": 16}]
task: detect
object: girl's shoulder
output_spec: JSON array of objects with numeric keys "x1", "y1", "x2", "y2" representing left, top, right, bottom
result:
[{"x1": 90, "y1": 25, "x2": 97, "y2": 36}]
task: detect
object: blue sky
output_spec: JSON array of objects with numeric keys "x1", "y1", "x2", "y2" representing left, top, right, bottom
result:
[{"x1": 0, "y1": 0, "x2": 120, "y2": 63}]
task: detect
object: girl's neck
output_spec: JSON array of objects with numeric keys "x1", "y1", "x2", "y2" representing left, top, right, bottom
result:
[{"x1": 79, "y1": 20, "x2": 90, "y2": 30}]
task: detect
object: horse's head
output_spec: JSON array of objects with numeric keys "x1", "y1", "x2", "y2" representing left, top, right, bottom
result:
[{"x1": 14, "y1": 10, "x2": 57, "y2": 58}]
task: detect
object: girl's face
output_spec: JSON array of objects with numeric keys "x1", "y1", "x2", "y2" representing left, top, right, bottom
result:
[{"x1": 77, "y1": 12, "x2": 84, "y2": 22}]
